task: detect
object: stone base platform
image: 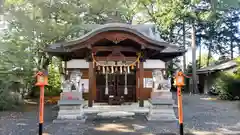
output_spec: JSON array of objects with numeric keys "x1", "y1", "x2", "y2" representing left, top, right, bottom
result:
[
  {"x1": 146, "y1": 99, "x2": 177, "y2": 122},
  {"x1": 54, "y1": 99, "x2": 86, "y2": 123},
  {"x1": 146, "y1": 90, "x2": 177, "y2": 122},
  {"x1": 83, "y1": 101, "x2": 150, "y2": 114}
]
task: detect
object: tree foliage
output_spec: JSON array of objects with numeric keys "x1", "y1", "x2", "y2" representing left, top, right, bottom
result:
[{"x1": 0, "y1": 0, "x2": 240, "y2": 108}]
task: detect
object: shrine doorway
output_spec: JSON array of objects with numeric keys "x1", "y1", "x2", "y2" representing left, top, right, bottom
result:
[{"x1": 96, "y1": 72, "x2": 136, "y2": 103}]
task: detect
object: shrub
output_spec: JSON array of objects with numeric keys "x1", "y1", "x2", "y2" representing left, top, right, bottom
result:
[
  {"x1": 0, "y1": 88, "x2": 23, "y2": 110},
  {"x1": 214, "y1": 72, "x2": 240, "y2": 100},
  {"x1": 46, "y1": 64, "x2": 61, "y2": 96}
]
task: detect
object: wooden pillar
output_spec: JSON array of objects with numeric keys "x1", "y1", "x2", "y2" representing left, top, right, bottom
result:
[
  {"x1": 93, "y1": 73, "x2": 97, "y2": 100},
  {"x1": 88, "y1": 61, "x2": 95, "y2": 107},
  {"x1": 139, "y1": 61, "x2": 144, "y2": 107},
  {"x1": 136, "y1": 67, "x2": 139, "y2": 102},
  {"x1": 64, "y1": 61, "x2": 67, "y2": 80}
]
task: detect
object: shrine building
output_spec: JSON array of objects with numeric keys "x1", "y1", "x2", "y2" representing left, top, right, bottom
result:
[{"x1": 45, "y1": 23, "x2": 185, "y2": 107}]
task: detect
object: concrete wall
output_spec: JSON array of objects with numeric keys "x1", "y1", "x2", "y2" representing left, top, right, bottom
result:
[{"x1": 66, "y1": 59, "x2": 165, "y2": 69}]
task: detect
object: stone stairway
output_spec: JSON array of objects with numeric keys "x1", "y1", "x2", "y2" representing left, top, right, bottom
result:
[{"x1": 83, "y1": 101, "x2": 150, "y2": 114}]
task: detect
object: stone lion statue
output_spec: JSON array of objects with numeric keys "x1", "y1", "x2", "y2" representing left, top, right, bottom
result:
[{"x1": 152, "y1": 69, "x2": 164, "y2": 91}]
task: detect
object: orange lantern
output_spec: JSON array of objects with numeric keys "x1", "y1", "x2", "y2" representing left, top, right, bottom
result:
[
  {"x1": 175, "y1": 71, "x2": 185, "y2": 87},
  {"x1": 35, "y1": 71, "x2": 48, "y2": 86}
]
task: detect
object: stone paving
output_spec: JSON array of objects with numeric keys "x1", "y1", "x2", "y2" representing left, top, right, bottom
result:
[{"x1": 0, "y1": 94, "x2": 240, "y2": 135}]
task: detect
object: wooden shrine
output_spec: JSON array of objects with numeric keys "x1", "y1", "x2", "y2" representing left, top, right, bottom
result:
[{"x1": 45, "y1": 23, "x2": 185, "y2": 107}]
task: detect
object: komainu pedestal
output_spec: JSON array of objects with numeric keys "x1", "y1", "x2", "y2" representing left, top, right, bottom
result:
[
  {"x1": 146, "y1": 90, "x2": 177, "y2": 122},
  {"x1": 53, "y1": 92, "x2": 86, "y2": 123}
]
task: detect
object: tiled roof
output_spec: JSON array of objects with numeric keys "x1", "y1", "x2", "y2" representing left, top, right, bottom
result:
[{"x1": 197, "y1": 60, "x2": 237, "y2": 74}]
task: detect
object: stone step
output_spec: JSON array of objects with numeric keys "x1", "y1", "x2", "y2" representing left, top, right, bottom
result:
[
  {"x1": 147, "y1": 117, "x2": 177, "y2": 121},
  {"x1": 53, "y1": 118, "x2": 86, "y2": 123},
  {"x1": 97, "y1": 111, "x2": 135, "y2": 117},
  {"x1": 84, "y1": 107, "x2": 149, "y2": 114},
  {"x1": 58, "y1": 112, "x2": 83, "y2": 115},
  {"x1": 57, "y1": 115, "x2": 85, "y2": 120}
]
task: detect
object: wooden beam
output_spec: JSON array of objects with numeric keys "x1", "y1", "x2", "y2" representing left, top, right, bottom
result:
[
  {"x1": 139, "y1": 62, "x2": 144, "y2": 107},
  {"x1": 92, "y1": 46, "x2": 138, "y2": 52},
  {"x1": 95, "y1": 56, "x2": 137, "y2": 61}
]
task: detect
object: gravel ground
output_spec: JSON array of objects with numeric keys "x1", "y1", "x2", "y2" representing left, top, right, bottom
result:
[{"x1": 0, "y1": 94, "x2": 239, "y2": 135}]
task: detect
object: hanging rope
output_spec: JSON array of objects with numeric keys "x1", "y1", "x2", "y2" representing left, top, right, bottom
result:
[{"x1": 183, "y1": 74, "x2": 191, "y2": 78}]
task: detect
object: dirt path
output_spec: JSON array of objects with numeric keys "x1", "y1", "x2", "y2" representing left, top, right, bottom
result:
[{"x1": 0, "y1": 94, "x2": 239, "y2": 135}]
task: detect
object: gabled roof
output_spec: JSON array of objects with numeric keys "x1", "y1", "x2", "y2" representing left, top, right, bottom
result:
[
  {"x1": 46, "y1": 23, "x2": 181, "y2": 51},
  {"x1": 197, "y1": 60, "x2": 238, "y2": 74},
  {"x1": 45, "y1": 23, "x2": 186, "y2": 61}
]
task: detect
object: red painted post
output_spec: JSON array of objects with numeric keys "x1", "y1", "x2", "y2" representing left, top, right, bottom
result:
[
  {"x1": 175, "y1": 70, "x2": 185, "y2": 135},
  {"x1": 35, "y1": 71, "x2": 48, "y2": 135}
]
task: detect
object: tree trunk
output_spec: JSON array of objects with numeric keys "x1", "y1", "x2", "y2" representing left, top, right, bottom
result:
[
  {"x1": 182, "y1": 19, "x2": 186, "y2": 72},
  {"x1": 230, "y1": 20, "x2": 234, "y2": 59},
  {"x1": 191, "y1": 22, "x2": 198, "y2": 94},
  {"x1": 238, "y1": 43, "x2": 240, "y2": 55},
  {"x1": 198, "y1": 37, "x2": 201, "y2": 68},
  {"x1": 207, "y1": 24, "x2": 213, "y2": 66},
  {"x1": 230, "y1": 40, "x2": 233, "y2": 59},
  {"x1": 169, "y1": 26, "x2": 176, "y2": 91},
  {"x1": 207, "y1": 41, "x2": 212, "y2": 66}
]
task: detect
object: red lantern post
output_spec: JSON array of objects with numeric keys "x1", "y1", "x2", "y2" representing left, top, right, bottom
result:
[
  {"x1": 35, "y1": 71, "x2": 48, "y2": 135},
  {"x1": 175, "y1": 70, "x2": 185, "y2": 135}
]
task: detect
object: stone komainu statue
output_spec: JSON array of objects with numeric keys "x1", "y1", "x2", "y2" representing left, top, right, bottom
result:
[
  {"x1": 152, "y1": 69, "x2": 171, "y2": 91},
  {"x1": 152, "y1": 69, "x2": 164, "y2": 91}
]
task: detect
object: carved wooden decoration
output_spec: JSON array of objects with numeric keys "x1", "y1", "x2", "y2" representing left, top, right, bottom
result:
[
  {"x1": 106, "y1": 50, "x2": 126, "y2": 61},
  {"x1": 105, "y1": 33, "x2": 128, "y2": 44},
  {"x1": 69, "y1": 32, "x2": 149, "y2": 51}
]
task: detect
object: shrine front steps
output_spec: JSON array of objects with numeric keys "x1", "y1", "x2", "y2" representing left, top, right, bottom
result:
[
  {"x1": 97, "y1": 111, "x2": 135, "y2": 118},
  {"x1": 53, "y1": 100, "x2": 178, "y2": 123}
]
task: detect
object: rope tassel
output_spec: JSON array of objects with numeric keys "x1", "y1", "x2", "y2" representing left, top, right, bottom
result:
[
  {"x1": 127, "y1": 66, "x2": 130, "y2": 73},
  {"x1": 105, "y1": 71, "x2": 108, "y2": 95},
  {"x1": 102, "y1": 66, "x2": 105, "y2": 74},
  {"x1": 124, "y1": 72, "x2": 128, "y2": 95},
  {"x1": 120, "y1": 66, "x2": 123, "y2": 74},
  {"x1": 131, "y1": 64, "x2": 134, "y2": 70},
  {"x1": 111, "y1": 66, "x2": 114, "y2": 73}
]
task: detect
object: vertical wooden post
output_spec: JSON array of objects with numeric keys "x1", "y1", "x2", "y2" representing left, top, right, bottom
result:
[
  {"x1": 139, "y1": 61, "x2": 144, "y2": 107},
  {"x1": 88, "y1": 61, "x2": 94, "y2": 107},
  {"x1": 64, "y1": 61, "x2": 67, "y2": 80},
  {"x1": 136, "y1": 66, "x2": 139, "y2": 101}
]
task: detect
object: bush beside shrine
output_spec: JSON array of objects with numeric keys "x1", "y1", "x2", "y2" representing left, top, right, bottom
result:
[{"x1": 214, "y1": 59, "x2": 240, "y2": 100}]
